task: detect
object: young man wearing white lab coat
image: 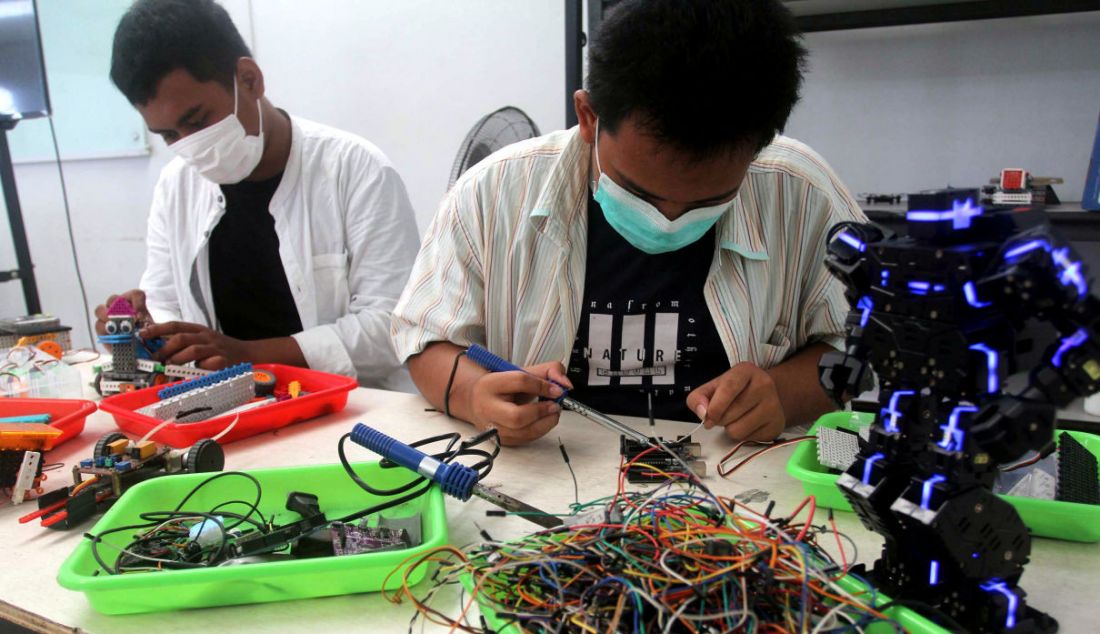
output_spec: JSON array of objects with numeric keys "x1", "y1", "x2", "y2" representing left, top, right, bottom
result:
[{"x1": 96, "y1": 0, "x2": 418, "y2": 389}]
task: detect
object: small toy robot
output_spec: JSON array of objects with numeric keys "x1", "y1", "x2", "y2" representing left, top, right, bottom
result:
[
  {"x1": 94, "y1": 297, "x2": 165, "y2": 395},
  {"x1": 819, "y1": 189, "x2": 1099, "y2": 633},
  {"x1": 19, "y1": 431, "x2": 224, "y2": 529}
]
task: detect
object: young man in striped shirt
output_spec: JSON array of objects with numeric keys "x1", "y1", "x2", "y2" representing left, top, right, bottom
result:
[{"x1": 392, "y1": 0, "x2": 866, "y2": 445}]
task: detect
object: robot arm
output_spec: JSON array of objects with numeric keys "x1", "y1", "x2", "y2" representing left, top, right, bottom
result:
[
  {"x1": 968, "y1": 233, "x2": 1099, "y2": 462},
  {"x1": 818, "y1": 222, "x2": 888, "y2": 406}
]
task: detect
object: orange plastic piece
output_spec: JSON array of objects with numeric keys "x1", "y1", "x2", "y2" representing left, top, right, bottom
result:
[
  {"x1": 0, "y1": 423, "x2": 63, "y2": 450},
  {"x1": 36, "y1": 341, "x2": 63, "y2": 359},
  {"x1": 288, "y1": 380, "x2": 302, "y2": 398},
  {"x1": 254, "y1": 370, "x2": 274, "y2": 383}
]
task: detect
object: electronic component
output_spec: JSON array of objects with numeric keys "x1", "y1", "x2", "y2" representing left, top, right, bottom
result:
[
  {"x1": 331, "y1": 523, "x2": 412, "y2": 555},
  {"x1": 619, "y1": 435, "x2": 703, "y2": 482},
  {"x1": 1056, "y1": 432, "x2": 1100, "y2": 505},
  {"x1": 20, "y1": 431, "x2": 224, "y2": 529},
  {"x1": 11, "y1": 450, "x2": 42, "y2": 504}
]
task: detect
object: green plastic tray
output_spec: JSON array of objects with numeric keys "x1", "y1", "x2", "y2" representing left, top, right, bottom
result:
[
  {"x1": 464, "y1": 562, "x2": 951, "y2": 633},
  {"x1": 57, "y1": 461, "x2": 447, "y2": 614},
  {"x1": 786, "y1": 411, "x2": 1100, "y2": 542}
]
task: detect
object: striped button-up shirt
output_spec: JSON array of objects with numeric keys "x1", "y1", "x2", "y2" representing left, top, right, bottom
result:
[{"x1": 392, "y1": 127, "x2": 866, "y2": 373}]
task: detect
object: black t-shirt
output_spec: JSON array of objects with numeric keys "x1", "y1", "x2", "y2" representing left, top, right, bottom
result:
[
  {"x1": 565, "y1": 194, "x2": 730, "y2": 422},
  {"x1": 209, "y1": 172, "x2": 303, "y2": 341}
]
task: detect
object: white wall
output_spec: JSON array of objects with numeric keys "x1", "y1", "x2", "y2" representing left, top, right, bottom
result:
[
  {"x1": 787, "y1": 12, "x2": 1100, "y2": 200},
  {"x1": 2, "y1": 4, "x2": 1098, "y2": 351},
  {"x1": 250, "y1": 0, "x2": 564, "y2": 231},
  {"x1": 0, "y1": 0, "x2": 563, "y2": 348}
]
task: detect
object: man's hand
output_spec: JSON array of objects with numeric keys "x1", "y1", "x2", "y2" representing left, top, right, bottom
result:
[
  {"x1": 466, "y1": 362, "x2": 573, "y2": 446},
  {"x1": 140, "y1": 322, "x2": 249, "y2": 370},
  {"x1": 94, "y1": 290, "x2": 153, "y2": 337},
  {"x1": 687, "y1": 362, "x2": 786, "y2": 441}
]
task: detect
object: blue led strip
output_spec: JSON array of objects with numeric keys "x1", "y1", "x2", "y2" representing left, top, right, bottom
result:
[
  {"x1": 881, "y1": 390, "x2": 915, "y2": 433},
  {"x1": 1051, "y1": 247, "x2": 1087, "y2": 297},
  {"x1": 908, "y1": 280, "x2": 931, "y2": 295},
  {"x1": 969, "y1": 343, "x2": 1000, "y2": 393},
  {"x1": 857, "y1": 296, "x2": 874, "y2": 328},
  {"x1": 963, "y1": 281, "x2": 992, "y2": 308},
  {"x1": 862, "y1": 453, "x2": 885, "y2": 486},
  {"x1": 1053, "y1": 329, "x2": 1088, "y2": 368},
  {"x1": 920, "y1": 474, "x2": 947, "y2": 510},
  {"x1": 938, "y1": 405, "x2": 978, "y2": 451},
  {"x1": 906, "y1": 198, "x2": 981, "y2": 229},
  {"x1": 1004, "y1": 238, "x2": 1051, "y2": 260},
  {"x1": 157, "y1": 362, "x2": 253, "y2": 400},
  {"x1": 837, "y1": 231, "x2": 866, "y2": 252},
  {"x1": 929, "y1": 560, "x2": 940, "y2": 586},
  {"x1": 980, "y1": 580, "x2": 1019, "y2": 630}
]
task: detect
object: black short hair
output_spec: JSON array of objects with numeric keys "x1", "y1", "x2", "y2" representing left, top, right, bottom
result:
[
  {"x1": 587, "y1": 0, "x2": 807, "y2": 157},
  {"x1": 110, "y1": 0, "x2": 252, "y2": 105}
]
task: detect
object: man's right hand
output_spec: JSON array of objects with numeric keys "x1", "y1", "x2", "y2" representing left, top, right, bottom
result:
[
  {"x1": 94, "y1": 290, "x2": 153, "y2": 337},
  {"x1": 467, "y1": 362, "x2": 573, "y2": 446}
]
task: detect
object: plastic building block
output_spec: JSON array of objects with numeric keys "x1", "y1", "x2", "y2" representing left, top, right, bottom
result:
[
  {"x1": 1056, "y1": 432, "x2": 1100, "y2": 505},
  {"x1": 157, "y1": 363, "x2": 253, "y2": 400},
  {"x1": 816, "y1": 426, "x2": 860, "y2": 472},
  {"x1": 139, "y1": 373, "x2": 255, "y2": 422}
]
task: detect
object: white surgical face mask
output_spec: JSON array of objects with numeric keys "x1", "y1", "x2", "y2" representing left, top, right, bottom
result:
[
  {"x1": 168, "y1": 76, "x2": 264, "y2": 184},
  {"x1": 591, "y1": 120, "x2": 733, "y2": 254}
]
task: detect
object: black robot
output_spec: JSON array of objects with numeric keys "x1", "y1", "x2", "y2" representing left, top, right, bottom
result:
[{"x1": 818, "y1": 189, "x2": 1100, "y2": 633}]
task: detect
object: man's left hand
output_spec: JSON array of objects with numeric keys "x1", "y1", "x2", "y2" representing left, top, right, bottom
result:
[
  {"x1": 686, "y1": 362, "x2": 786, "y2": 441},
  {"x1": 141, "y1": 322, "x2": 249, "y2": 370}
]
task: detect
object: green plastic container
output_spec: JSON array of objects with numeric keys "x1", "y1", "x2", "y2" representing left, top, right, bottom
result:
[
  {"x1": 464, "y1": 565, "x2": 951, "y2": 633},
  {"x1": 786, "y1": 411, "x2": 1100, "y2": 542},
  {"x1": 57, "y1": 461, "x2": 447, "y2": 614}
]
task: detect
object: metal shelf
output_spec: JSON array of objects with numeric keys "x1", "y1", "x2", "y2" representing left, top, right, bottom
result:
[{"x1": 791, "y1": 0, "x2": 1100, "y2": 33}]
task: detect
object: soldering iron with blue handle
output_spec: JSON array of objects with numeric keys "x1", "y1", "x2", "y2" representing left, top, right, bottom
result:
[
  {"x1": 466, "y1": 343, "x2": 652, "y2": 444},
  {"x1": 348, "y1": 423, "x2": 562, "y2": 529}
]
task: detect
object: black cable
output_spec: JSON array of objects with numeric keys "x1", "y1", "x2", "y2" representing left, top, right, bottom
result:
[
  {"x1": 46, "y1": 117, "x2": 94, "y2": 348},
  {"x1": 444, "y1": 350, "x2": 467, "y2": 418}
]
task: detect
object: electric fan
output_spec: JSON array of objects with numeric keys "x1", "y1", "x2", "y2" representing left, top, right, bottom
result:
[{"x1": 448, "y1": 106, "x2": 541, "y2": 188}]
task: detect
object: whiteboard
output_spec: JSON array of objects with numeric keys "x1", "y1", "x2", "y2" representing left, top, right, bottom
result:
[{"x1": 8, "y1": 0, "x2": 149, "y2": 163}]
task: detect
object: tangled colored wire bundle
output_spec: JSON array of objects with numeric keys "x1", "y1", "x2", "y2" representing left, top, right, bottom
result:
[{"x1": 385, "y1": 449, "x2": 899, "y2": 634}]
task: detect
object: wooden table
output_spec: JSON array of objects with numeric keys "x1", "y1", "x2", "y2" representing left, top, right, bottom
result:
[{"x1": 1, "y1": 386, "x2": 1097, "y2": 633}]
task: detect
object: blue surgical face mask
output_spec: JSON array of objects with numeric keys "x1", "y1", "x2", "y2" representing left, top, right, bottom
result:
[{"x1": 591, "y1": 121, "x2": 734, "y2": 254}]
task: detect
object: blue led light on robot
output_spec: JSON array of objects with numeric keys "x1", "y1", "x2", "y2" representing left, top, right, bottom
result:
[
  {"x1": 938, "y1": 405, "x2": 978, "y2": 451},
  {"x1": 837, "y1": 231, "x2": 866, "y2": 252},
  {"x1": 963, "y1": 281, "x2": 992, "y2": 308},
  {"x1": 906, "y1": 198, "x2": 981, "y2": 229},
  {"x1": 1004, "y1": 239, "x2": 1051, "y2": 260},
  {"x1": 879, "y1": 270, "x2": 890, "y2": 287},
  {"x1": 929, "y1": 560, "x2": 940, "y2": 586},
  {"x1": 908, "y1": 281, "x2": 931, "y2": 295},
  {"x1": 933, "y1": 284, "x2": 946, "y2": 292},
  {"x1": 921, "y1": 474, "x2": 947, "y2": 510},
  {"x1": 881, "y1": 390, "x2": 915, "y2": 433},
  {"x1": 969, "y1": 343, "x2": 1000, "y2": 393},
  {"x1": 857, "y1": 296, "x2": 873, "y2": 328},
  {"x1": 862, "y1": 453, "x2": 885, "y2": 486},
  {"x1": 980, "y1": 580, "x2": 1019, "y2": 630},
  {"x1": 1052, "y1": 328, "x2": 1088, "y2": 368},
  {"x1": 1052, "y1": 247, "x2": 1087, "y2": 296}
]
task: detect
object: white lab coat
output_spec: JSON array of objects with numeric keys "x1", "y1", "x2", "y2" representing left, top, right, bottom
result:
[{"x1": 139, "y1": 115, "x2": 419, "y2": 390}]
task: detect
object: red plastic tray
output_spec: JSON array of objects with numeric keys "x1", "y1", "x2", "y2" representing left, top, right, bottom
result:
[
  {"x1": 0, "y1": 398, "x2": 95, "y2": 449},
  {"x1": 97, "y1": 364, "x2": 357, "y2": 448}
]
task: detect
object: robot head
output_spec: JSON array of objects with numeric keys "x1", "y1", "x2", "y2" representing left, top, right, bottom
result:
[{"x1": 98, "y1": 296, "x2": 139, "y2": 349}]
